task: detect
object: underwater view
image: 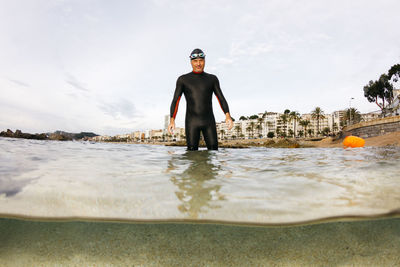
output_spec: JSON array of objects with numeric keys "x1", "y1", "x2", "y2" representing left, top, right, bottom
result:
[{"x1": 1, "y1": 137, "x2": 400, "y2": 265}]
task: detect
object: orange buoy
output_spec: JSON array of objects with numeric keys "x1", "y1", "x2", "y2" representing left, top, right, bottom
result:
[{"x1": 343, "y1": 136, "x2": 365, "y2": 148}]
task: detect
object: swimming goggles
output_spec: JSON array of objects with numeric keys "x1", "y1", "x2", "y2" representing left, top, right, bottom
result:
[{"x1": 190, "y1": 53, "x2": 205, "y2": 59}]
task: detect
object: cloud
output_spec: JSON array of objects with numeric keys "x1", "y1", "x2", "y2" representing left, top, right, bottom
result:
[
  {"x1": 98, "y1": 98, "x2": 138, "y2": 119},
  {"x1": 65, "y1": 73, "x2": 89, "y2": 92},
  {"x1": 7, "y1": 78, "x2": 30, "y2": 87}
]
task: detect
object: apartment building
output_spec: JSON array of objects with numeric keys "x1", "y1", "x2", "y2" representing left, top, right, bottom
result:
[
  {"x1": 299, "y1": 113, "x2": 333, "y2": 136},
  {"x1": 361, "y1": 111, "x2": 381, "y2": 122}
]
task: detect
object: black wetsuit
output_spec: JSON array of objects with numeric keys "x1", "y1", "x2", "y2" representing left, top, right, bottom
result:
[{"x1": 170, "y1": 71, "x2": 230, "y2": 150}]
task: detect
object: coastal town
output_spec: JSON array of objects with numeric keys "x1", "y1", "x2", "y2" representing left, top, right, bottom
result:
[
  {"x1": 90, "y1": 65, "x2": 400, "y2": 144},
  {"x1": 90, "y1": 108, "x2": 383, "y2": 143}
]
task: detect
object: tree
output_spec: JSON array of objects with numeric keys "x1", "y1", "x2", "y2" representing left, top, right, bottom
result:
[
  {"x1": 299, "y1": 120, "x2": 310, "y2": 137},
  {"x1": 322, "y1": 127, "x2": 330, "y2": 136},
  {"x1": 249, "y1": 121, "x2": 256, "y2": 138},
  {"x1": 256, "y1": 124, "x2": 262, "y2": 138},
  {"x1": 246, "y1": 126, "x2": 252, "y2": 138},
  {"x1": 388, "y1": 64, "x2": 400, "y2": 82},
  {"x1": 364, "y1": 74, "x2": 394, "y2": 110},
  {"x1": 289, "y1": 111, "x2": 300, "y2": 137},
  {"x1": 344, "y1": 108, "x2": 361, "y2": 125},
  {"x1": 307, "y1": 129, "x2": 314, "y2": 137},
  {"x1": 257, "y1": 117, "x2": 264, "y2": 137},
  {"x1": 234, "y1": 125, "x2": 241, "y2": 139},
  {"x1": 267, "y1": 132, "x2": 275, "y2": 138},
  {"x1": 311, "y1": 107, "x2": 325, "y2": 135},
  {"x1": 288, "y1": 129, "x2": 294, "y2": 138},
  {"x1": 298, "y1": 130, "x2": 304, "y2": 137},
  {"x1": 249, "y1": 115, "x2": 259, "y2": 120},
  {"x1": 279, "y1": 113, "x2": 289, "y2": 137},
  {"x1": 239, "y1": 116, "x2": 248, "y2": 120}
]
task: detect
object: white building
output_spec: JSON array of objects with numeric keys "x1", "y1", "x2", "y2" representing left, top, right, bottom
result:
[
  {"x1": 361, "y1": 111, "x2": 381, "y2": 122},
  {"x1": 387, "y1": 89, "x2": 400, "y2": 116},
  {"x1": 300, "y1": 113, "x2": 333, "y2": 136},
  {"x1": 332, "y1": 110, "x2": 345, "y2": 133},
  {"x1": 164, "y1": 115, "x2": 170, "y2": 130}
]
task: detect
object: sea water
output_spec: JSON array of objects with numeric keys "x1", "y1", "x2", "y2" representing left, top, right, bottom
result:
[{"x1": 0, "y1": 137, "x2": 400, "y2": 265}]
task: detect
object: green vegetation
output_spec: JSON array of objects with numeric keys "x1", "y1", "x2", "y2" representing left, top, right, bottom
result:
[
  {"x1": 249, "y1": 115, "x2": 259, "y2": 120},
  {"x1": 364, "y1": 63, "x2": 399, "y2": 111},
  {"x1": 344, "y1": 108, "x2": 361, "y2": 125},
  {"x1": 234, "y1": 125, "x2": 241, "y2": 138},
  {"x1": 299, "y1": 120, "x2": 310, "y2": 137},
  {"x1": 311, "y1": 107, "x2": 325, "y2": 136},
  {"x1": 289, "y1": 111, "x2": 300, "y2": 137}
]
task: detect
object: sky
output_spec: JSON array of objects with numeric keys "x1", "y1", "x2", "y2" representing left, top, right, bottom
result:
[{"x1": 1, "y1": 0, "x2": 399, "y2": 135}]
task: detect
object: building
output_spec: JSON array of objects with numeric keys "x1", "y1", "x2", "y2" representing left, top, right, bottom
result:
[
  {"x1": 332, "y1": 110, "x2": 346, "y2": 133},
  {"x1": 361, "y1": 111, "x2": 381, "y2": 122},
  {"x1": 387, "y1": 89, "x2": 400, "y2": 116},
  {"x1": 300, "y1": 113, "x2": 333, "y2": 136},
  {"x1": 164, "y1": 115, "x2": 170, "y2": 130}
]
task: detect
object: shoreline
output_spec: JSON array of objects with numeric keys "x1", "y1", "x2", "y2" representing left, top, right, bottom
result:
[
  {"x1": 109, "y1": 131, "x2": 400, "y2": 148},
  {"x1": 2, "y1": 131, "x2": 400, "y2": 148}
]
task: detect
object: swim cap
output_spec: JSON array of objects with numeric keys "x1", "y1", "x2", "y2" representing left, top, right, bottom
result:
[{"x1": 190, "y1": 48, "x2": 205, "y2": 60}]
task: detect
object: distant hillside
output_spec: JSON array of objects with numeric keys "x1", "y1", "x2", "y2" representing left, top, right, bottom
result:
[
  {"x1": 53, "y1": 131, "x2": 99, "y2": 140},
  {"x1": 1, "y1": 129, "x2": 99, "y2": 141}
]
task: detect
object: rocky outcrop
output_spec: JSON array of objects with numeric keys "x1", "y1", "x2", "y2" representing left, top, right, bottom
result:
[{"x1": 0, "y1": 129, "x2": 48, "y2": 140}]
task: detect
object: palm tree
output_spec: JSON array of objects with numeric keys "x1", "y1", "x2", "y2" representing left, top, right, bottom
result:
[
  {"x1": 257, "y1": 117, "x2": 264, "y2": 137},
  {"x1": 279, "y1": 113, "x2": 289, "y2": 136},
  {"x1": 246, "y1": 126, "x2": 252, "y2": 139},
  {"x1": 344, "y1": 108, "x2": 361, "y2": 125},
  {"x1": 234, "y1": 125, "x2": 241, "y2": 139},
  {"x1": 249, "y1": 121, "x2": 256, "y2": 138},
  {"x1": 299, "y1": 120, "x2": 310, "y2": 137},
  {"x1": 256, "y1": 124, "x2": 262, "y2": 138},
  {"x1": 289, "y1": 111, "x2": 300, "y2": 137},
  {"x1": 311, "y1": 107, "x2": 325, "y2": 136}
]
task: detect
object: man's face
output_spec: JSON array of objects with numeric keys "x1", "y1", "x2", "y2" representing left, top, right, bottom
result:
[{"x1": 191, "y1": 58, "x2": 205, "y2": 73}]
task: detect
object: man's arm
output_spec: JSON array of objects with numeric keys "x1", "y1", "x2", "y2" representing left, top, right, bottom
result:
[
  {"x1": 213, "y1": 76, "x2": 233, "y2": 130},
  {"x1": 168, "y1": 77, "x2": 183, "y2": 135}
]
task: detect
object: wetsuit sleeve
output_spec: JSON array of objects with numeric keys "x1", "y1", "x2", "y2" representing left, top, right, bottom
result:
[
  {"x1": 170, "y1": 77, "x2": 184, "y2": 119},
  {"x1": 213, "y1": 76, "x2": 230, "y2": 114}
]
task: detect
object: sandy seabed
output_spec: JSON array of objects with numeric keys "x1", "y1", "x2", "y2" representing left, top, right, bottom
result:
[{"x1": 0, "y1": 217, "x2": 399, "y2": 266}]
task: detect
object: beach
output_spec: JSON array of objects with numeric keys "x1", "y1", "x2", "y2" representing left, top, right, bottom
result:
[{"x1": 140, "y1": 131, "x2": 400, "y2": 149}]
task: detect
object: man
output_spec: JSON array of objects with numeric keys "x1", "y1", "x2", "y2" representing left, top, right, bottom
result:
[{"x1": 168, "y1": 48, "x2": 233, "y2": 150}]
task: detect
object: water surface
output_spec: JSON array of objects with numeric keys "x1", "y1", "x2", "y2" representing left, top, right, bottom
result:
[{"x1": 1, "y1": 137, "x2": 399, "y2": 224}]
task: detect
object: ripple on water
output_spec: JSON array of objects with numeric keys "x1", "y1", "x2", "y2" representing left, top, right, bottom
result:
[{"x1": 0, "y1": 137, "x2": 400, "y2": 225}]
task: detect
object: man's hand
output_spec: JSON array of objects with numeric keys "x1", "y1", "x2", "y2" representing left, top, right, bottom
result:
[
  {"x1": 225, "y1": 113, "x2": 233, "y2": 130},
  {"x1": 168, "y1": 118, "x2": 176, "y2": 135}
]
